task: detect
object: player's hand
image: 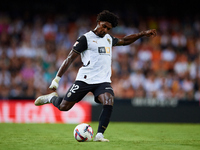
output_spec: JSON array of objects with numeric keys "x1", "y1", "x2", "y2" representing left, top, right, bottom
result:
[
  {"x1": 143, "y1": 29, "x2": 157, "y2": 38},
  {"x1": 49, "y1": 76, "x2": 61, "y2": 90}
]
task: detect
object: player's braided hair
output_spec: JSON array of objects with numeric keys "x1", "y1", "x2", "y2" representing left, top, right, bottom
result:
[{"x1": 97, "y1": 10, "x2": 119, "y2": 28}]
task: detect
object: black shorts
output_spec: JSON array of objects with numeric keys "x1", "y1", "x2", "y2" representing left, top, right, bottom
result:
[{"x1": 64, "y1": 81, "x2": 114, "y2": 103}]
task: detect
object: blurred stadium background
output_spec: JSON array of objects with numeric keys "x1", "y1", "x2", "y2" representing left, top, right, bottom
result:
[{"x1": 0, "y1": 0, "x2": 200, "y2": 123}]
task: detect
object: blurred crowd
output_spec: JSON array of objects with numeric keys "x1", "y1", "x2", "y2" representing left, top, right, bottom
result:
[{"x1": 0, "y1": 11, "x2": 200, "y2": 101}]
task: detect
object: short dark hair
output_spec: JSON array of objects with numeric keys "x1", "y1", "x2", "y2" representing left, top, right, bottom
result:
[{"x1": 96, "y1": 10, "x2": 119, "y2": 28}]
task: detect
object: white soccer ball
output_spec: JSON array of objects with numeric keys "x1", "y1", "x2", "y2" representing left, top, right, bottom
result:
[{"x1": 73, "y1": 123, "x2": 94, "y2": 142}]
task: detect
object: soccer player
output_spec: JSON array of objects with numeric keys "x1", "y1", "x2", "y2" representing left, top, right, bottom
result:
[{"x1": 35, "y1": 10, "x2": 157, "y2": 142}]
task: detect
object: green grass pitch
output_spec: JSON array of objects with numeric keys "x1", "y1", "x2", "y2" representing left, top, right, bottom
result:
[{"x1": 0, "y1": 122, "x2": 200, "y2": 150}]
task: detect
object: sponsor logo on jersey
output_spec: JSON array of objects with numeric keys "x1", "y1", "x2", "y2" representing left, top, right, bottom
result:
[{"x1": 98, "y1": 47, "x2": 110, "y2": 55}]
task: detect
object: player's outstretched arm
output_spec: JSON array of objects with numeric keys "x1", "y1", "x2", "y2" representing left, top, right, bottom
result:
[
  {"x1": 116, "y1": 29, "x2": 157, "y2": 46},
  {"x1": 56, "y1": 50, "x2": 79, "y2": 77},
  {"x1": 49, "y1": 50, "x2": 79, "y2": 90}
]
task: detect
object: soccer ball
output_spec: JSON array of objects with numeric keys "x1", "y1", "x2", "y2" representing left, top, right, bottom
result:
[{"x1": 73, "y1": 123, "x2": 94, "y2": 142}]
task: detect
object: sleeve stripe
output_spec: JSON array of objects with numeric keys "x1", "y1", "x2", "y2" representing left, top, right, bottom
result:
[
  {"x1": 72, "y1": 49, "x2": 80, "y2": 54},
  {"x1": 73, "y1": 35, "x2": 87, "y2": 53},
  {"x1": 110, "y1": 35, "x2": 119, "y2": 46}
]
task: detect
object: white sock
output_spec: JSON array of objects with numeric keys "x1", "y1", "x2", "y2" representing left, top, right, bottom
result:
[{"x1": 48, "y1": 93, "x2": 56, "y2": 103}]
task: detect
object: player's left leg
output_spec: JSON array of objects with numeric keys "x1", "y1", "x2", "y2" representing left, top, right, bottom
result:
[{"x1": 94, "y1": 92, "x2": 114, "y2": 142}]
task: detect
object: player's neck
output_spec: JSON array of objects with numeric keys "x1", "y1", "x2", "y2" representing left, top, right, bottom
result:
[
  {"x1": 92, "y1": 29, "x2": 98, "y2": 36},
  {"x1": 92, "y1": 28, "x2": 104, "y2": 38}
]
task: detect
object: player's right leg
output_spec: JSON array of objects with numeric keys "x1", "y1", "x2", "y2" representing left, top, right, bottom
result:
[
  {"x1": 34, "y1": 92, "x2": 58, "y2": 106},
  {"x1": 34, "y1": 91, "x2": 76, "y2": 111},
  {"x1": 35, "y1": 81, "x2": 90, "y2": 111},
  {"x1": 54, "y1": 81, "x2": 91, "y2": 110}
]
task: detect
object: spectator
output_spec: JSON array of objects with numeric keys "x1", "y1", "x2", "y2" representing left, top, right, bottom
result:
[
  {"x1": 174, "y1": 53, "x2": 188, "y2": 78},
  {"x1": 143, "y1": 72, "x2": 162, "y2": 98},
  {"x1": 161, "y1": 46, "x2": 176, "y2": 62},
  {"x1": 130, "y1": 69, "x2": 145, "y2": 90},
  {"x1": 137, "y1": 42, "x2": 152, "y2": 62}
]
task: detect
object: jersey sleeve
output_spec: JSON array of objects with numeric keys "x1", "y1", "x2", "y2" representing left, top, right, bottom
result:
[
  {"x1": 73, "y1": 35, "x2": 88, "y2": 54},
  {"x1": 110, "y1": 35, "x2": 119, "y2": 46}
]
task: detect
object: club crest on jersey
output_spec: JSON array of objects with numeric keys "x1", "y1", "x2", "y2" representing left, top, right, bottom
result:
[
  {"x1": 98, "y1": 47, "x2": 110, "y2": 55},
  {"x1": 107, "y1": 38, "x2": 111, "y2": 44}
]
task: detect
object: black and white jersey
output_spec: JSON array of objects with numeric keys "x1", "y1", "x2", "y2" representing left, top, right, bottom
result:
[{"x1": 73, "y1": 31, "x2": 118, "y2": 84}]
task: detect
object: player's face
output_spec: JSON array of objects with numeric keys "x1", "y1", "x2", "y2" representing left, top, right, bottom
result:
[{"x1": 96, "y1": 21, "x2": 112, "y2": 37}]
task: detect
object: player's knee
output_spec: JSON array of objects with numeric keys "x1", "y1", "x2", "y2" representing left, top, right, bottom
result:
[
  {"x1": 98, "y1": 93, "x2": 114, "y2": 106},
  {"x1": 59, "y1": 100, "x2": 75, "y2": 111},
  {"x1": 59, "y1": 104, "x2": 71, "y2": 111},
  {"x1": 103, "y1": 96, "x2": 114, "y2": 106}
]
